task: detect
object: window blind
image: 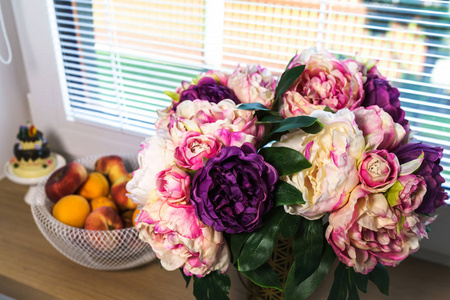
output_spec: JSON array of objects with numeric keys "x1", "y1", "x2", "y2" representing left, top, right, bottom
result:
[{"x1": 51, "y1": 0, "x2": 449, "y2": 189}]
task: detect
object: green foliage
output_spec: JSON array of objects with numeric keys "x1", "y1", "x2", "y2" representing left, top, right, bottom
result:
[
  {"x1": 273, "y1": 180, "x2": 305, "y2": 207},
  {"x1": 259, "y1": 147, "x2": 312, "y2": 176},
  {"x1": 274, "y1": 65, "x2": 305, "y2": 107},
  {"x1": 285, "y1": 243, "x2": 335, "y2": 300},
  {"x1": 237, "y1": 208, "x2": 285, "y2": 272},
  {"x1": 241, "y1": 263, "x2": 283, "y2": 291},
  {"x1": 193, "y1": 271, "x2": 231, "y2": 300}
]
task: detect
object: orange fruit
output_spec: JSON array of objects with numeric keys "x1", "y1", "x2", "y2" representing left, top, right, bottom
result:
[
  {"x1": 78, "y1": 172, "x2": 109, "y2": 200},
  {"x1": 52, "y1": 195, "x2": 91, "y2": 228},
  {"x1": 132, "y1": 208, "x2": 141, "y2": 226},
  {"x1": 90, "y1": 196, "x2": 118, "y2": 214}
]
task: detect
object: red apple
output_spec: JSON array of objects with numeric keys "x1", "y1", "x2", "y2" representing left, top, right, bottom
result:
[
  {"x1": 84, "y1": 206, "x2": 124, "y2": 251},
  {"x1": 94, "y1": 155, "x2": 128, "y2": 184},
  {"x1": 45, "y1": 162, "x2": 88, "y2": 203},
  {"x1": 110, "y1": 174, "x2": 137, "y2": 211}
]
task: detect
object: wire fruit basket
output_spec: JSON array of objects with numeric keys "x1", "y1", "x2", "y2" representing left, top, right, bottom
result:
[{"x1": 30, "y1": 153, "x2": 156, "y2": 271}]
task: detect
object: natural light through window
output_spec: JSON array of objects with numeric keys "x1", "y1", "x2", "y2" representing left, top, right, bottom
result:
[{"x1": 51, "y1": 0, "x2": 449, "y2": 191}]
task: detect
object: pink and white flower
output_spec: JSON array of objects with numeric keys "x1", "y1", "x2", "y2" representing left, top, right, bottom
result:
[
  {"x1": 227, "y1": 64, "x2": 277, "y2": 108},
  {"x1": 326, "y1": 186, "x2": 427, "y2": 274},
  {"x1": 155, "y1": 166, "x2": 191, "y2": 205},
  {"x1": 390, "y1": 175, "x2": 427, "y2": 215},
  {"x1": 282, "y1": 49, "x2": 364, "y2": 117},
  {"x1": 136, "y1": 199, "x2": 230, "y2": 277},
  {"x1": 273, "y1": 109, "x2": 365, "y2": 220},
  {"x1": 359, "y1": 149, "x2": 400, "y2": 193},
  {"x1": 174, "y1": 131, "x2": 222, "y2": 170},
  {"x1": 169, "y1": 99, "x2": 263, "y2": 146},
  {"x1": 353, "y1": 105, "x2": 406, "y2": 151},
  {"x1": 126, "y1": 135, "x2": 176, "y2": 206}
]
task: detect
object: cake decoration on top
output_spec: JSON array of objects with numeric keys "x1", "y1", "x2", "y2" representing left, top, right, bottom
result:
[{"x1": 10, "y1": 123, "x2": 57, "y2": 178}]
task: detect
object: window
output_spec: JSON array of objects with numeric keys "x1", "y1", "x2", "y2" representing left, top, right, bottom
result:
[{"x1": 14, "y1": 0, "x2": 450, "y2": 189}]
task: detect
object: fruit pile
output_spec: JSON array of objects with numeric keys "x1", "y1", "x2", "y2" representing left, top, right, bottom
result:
[{"x1": 45, "y1": 155, "x2": 140, "y2": 231}]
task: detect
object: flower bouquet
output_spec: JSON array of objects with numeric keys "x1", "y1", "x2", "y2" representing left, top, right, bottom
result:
[{"x1": 126, "y1": 48, "x2": 448, "y2": 300}]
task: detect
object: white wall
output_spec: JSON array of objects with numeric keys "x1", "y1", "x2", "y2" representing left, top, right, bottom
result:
[{"x1": 0, "y1": 0, "x2": 30, "y2": 179}]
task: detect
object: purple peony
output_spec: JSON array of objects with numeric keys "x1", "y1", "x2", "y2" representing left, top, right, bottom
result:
[
  {"x1": 394, "y1": 143, "x2": 448, "y2": 214},
  {"x1": 175, "y1": 77, "x2": 240, "y2": 110},
  {"x1": 190, "y1": 143, "x2": 278, "y2": 234},
  {"x1": 362, "y1": 74, "x2": 410, "y2": 133}
]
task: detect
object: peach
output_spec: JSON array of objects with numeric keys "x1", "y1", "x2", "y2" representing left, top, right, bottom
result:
[
  {"x1": 90, "y1": 196, "x2": 118, "y2": 214},
  {"x1": 120, "y1": 210, "x2": 134, "y2": 228},
  {"x1": 94, "y1": 155, "x2": 128, "y2": 184},
  {"x1": 110, "y1": 173, "x2": 137, "y2": 211},
  {"x1": 45, "y1": 162, "x2": 88, "y2": 203},
  {"x1": 78, "y1": 172, "x2": 109, "y2": 200},
  {"x1": 84, "y1": 206, "x2": 124, "y2": 251}
]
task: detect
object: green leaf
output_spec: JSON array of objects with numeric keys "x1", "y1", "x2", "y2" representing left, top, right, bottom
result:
[
  {"x1": 164, "y1": 90, "x2": 180, "y2": 101},
  {"x1": 256, "y1": 114, "x2": 284, "y2": 124},
  {"x1": 285, "y1": 243, "x2": 336, "y2": 300},
  {"x1": 258, "y1": 132, "x2": 285, "y2": 148},
  {"x1": 324, "y1": 105, "x2": 336, "y2": 113},
  {"x1": 299, "y1": 121, "x2": 325, "y2": 134},
  {"x1": 271, "y1": 116, "x2": 321, "y2": 134},
  {"x1": 368, "y1": 263, "x2": 389, "y2": 296},
  {"x1": 279, "y1": 213, "x2": 302, "y2": 239},
  {"x1": 347, "y1": 268, "x2": 360, "y2": 300},
  {"x1": 385, "y1": 180, "x2": 404, "y2": 207},
  {"x1": 355, "y1": 272, "x2": 369, "y2": 293},
  {"x1": 212, "y1": 272, "x2": 231, "y2": 295},
  {"x1": 275, "y1": 65, "x2": 305, "y2": 101},
  {"x1": 327, "y1": 263, "x2": 348, "y2": 300},
  {"x1": 237, "y1": 102, "x2": 273, "y2": 111},
  {"x1": 238, "y1": 208, "x2": 285, "y2": 272},
  {"x1": 284, "y1": 53, "x2": 298, "y2": 71},
  {"x1": 273, "y1": 180, "x2": 304, "y2": 207},
  {"x1": 241, "y1": 262, "x2": 283, "y2": 291},
  {"x1": 193, "y1": 271, "x2": 230, "y2": 300},
  {"x1": 179, "y1": 269, "x2": 192, "y2": 288},
  {"x1": 259, "y1": 147, "x2": 312, "y2": 176},
  {"x1": 229, "y1": 232, "x2": 251, "y2": 264},
  {"x1": 292, "y1": 219, "x2": 323, "y2": 282}
]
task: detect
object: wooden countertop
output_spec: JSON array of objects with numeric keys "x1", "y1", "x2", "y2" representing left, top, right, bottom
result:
[
  {"x1": 1, "y1": 177, "x2": 450, "y2": 300},
  {"x1": 0, "y1": 178, "x2": 247, "y2": 300}
]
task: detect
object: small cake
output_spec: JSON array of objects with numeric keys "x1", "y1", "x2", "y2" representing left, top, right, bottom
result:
[{"x1": 9, "y1": 124, "x2": 57, "y2": 178}]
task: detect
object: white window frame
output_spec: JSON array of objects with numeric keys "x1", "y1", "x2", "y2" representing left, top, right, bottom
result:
[{"x1": 11, "y1": 0, "x2": 145, "y2": 159}]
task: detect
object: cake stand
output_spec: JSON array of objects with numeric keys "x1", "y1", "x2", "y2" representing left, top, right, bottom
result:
[{"x1": 3, "y1": 153, "x2": 66, "y2": 205}]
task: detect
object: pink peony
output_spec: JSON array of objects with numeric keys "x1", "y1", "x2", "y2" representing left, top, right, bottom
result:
[
  {"x1": 353, "y1": 105, "x2": 406, "y2": 151},
  {"x1": 282, "y1": 49, "x2": 364, "y2": 117},
  {"x1": 136, "y1": 198, "x2": 230, "y2": 277},
  {"x1": 227, "y1": 64, "x2": 277, "y2": 108},
  {"x1": 326, "y1": 186, "x2": 428, "y2": 274},
  {"x1": 155, "y1": 166, "x2": 191, "y2": 205},
  {"x1": 169, "y1": 99, "x2": 263, "y2": 146},
  {"x1": 389, "y1": 175, "x2": 427, "y2": 215},
  {"x1": 359, "y1": 149, "x2": 400, "y2": 193},
  {"x1": 174, "y1": 131, "x2": 222, "y2": 170}
]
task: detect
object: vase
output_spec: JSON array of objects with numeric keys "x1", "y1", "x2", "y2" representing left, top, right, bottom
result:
[{"x1": 245, "y1": 235, "x2": 294, "y2": 300}]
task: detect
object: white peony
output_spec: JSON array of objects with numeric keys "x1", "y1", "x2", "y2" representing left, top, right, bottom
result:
[
  {"x1": 126, "y1": 134, "x2": 175, "y2": 206},
  {"x1": 273, "y1": 109, "x2": 366, "y2": 220}
]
